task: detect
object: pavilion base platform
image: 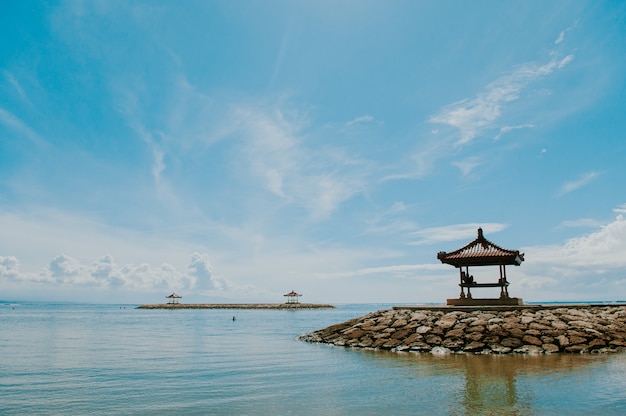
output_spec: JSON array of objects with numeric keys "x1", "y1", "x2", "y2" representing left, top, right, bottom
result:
[{"x1": 446, "y1": 297, "x2": 523, "y2": 306}]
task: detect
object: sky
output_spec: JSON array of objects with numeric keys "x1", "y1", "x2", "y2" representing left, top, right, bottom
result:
[{"x1": 1, "y1": 1, "x2": 626, "y2": 304}]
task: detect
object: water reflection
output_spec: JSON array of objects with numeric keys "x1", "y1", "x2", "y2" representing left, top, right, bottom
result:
[{"x1": 359, "y1": 350, "x2": 610, "y2": 415}]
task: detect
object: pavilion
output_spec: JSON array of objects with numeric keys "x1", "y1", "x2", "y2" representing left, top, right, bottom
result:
[
  {"x1": 437, "y1": 228, "x2": 524, "y2": 306},
  {"x1": 284, "y1": 290, "x2": 302, "y2": 304},
  {"x1": 166, "y1": 293, "x2": 182, "y2": 304}
]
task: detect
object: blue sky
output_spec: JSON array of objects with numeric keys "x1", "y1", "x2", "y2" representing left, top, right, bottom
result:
[{"x1": 1, "y1": 1, "x2": 625, "y2": 304}]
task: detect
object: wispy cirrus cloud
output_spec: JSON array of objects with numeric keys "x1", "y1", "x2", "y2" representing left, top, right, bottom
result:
[
  {"x1": 556, "y1": 171, "x2": 599, "y2": 197},
  {"x1": 0, "y1": 108, "x2": 46, "y2": 146},
  {"x1": 429, "y1": 55, "x2": 574, "y2": 145},
  {"x1": 408, "y1": 223, "x2": 508, "y2": 245},
  {"x1": 555, "y1": 23, "x2": 577, "y2": 45},
  {"x1": 3, "y1": 70, "x2": 33, "y2": 107},
  {"x1": 560, "y1": 218, "x2": 603, "y2": 228},
  {"x1": 494, "y1": 124, "x2": 536, "y2": 141},
  {"x1": 346, "y1": 114, "x2": 375, "y2": 127},
  {"x1": 451, "y1": 156, "x2": 482, "y2": 177},
  {"x1": 235, "y1": 103, "x2": 369, "y2": 220}
]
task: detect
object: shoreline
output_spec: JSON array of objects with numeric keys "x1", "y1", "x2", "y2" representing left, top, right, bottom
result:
[
  {"x1": 299, "y1": 304, "x2": 626, "y2": 355},
  {"x1": 136, "y1": 303, "x2": 335, "y2": 310}
]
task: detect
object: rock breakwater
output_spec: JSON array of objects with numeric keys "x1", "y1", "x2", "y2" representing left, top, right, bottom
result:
[{"x1": 299, "y1": 305, "x2": 626, "y2": 354}]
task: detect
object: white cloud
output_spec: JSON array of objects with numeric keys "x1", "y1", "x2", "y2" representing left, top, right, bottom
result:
[
  {"x1": 0, "y1": 256, "x2": 20, "y2": 279},
  {"x1": 493, "y1": 124, "x2": 535, "y2": 141},
  {"x1": 614, "y1": 203, "x2": 626, "y2": 214},
  {"x1": 0, "y1": 107, "x2": 45, "y2": 145},
  {"x1": 48, "y1": 254, "x2": 85, "y2": 284},
  {"x1": 323, "y1": 263, "x2": 448, "y2": 279},
  {"x1": 2, "y1": 252, "x2": 235, "y2": 295},
  {"x1": 429, "y1": 55, "x2": 574, "y2": 145},
  {"x1": 451, "y1": 156, "x2": 482, "y2": 177},
  {"x1": 236, "y1": 104, "x2": 368, "y2": 220},
  {"x1": 187, "y1": 252, "x2": 231, "y2": 291},
  {"x1": 3, "y1": 70, "x2": 33, "y2": 106},
  {"x1": 346, "y1": 114, "x2": 374, "y2": 127},
  {"x1": 408, "y1": 223, "x2": 508, "y2": 245},
  {"x1": 517, "y1": 214, "x2": 626, "y2": 301},
  {"x1": 560, "y1": 218, "x2": 603, "y2": 228},
  {"x1": 556, "y1": 171, "x2": 599, "y2": 197},
  {"x1": 554, "y1": 23, "x2": 577, "y2": 45},
  {"x1": 555, "y1": 31, "x2": 565, "y2": 44}
]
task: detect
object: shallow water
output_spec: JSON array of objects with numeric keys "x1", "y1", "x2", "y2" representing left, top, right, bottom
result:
[{"x1": 1, "y1": 303, "x2": 625, "y2": 415}]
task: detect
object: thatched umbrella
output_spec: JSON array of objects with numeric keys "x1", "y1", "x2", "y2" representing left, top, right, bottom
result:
[
  {"x1": 165, "y1": 293, "x2": 182, "y2": 304},
  {"x1": 283, "y1": 290, "x2": 302, "y2": 304}
]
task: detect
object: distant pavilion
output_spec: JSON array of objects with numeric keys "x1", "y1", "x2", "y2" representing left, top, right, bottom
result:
[
  {"x1": 166, "y1": 293, "x2": 182, "y2": 304},
  {"x1": 437, "y1": 228, "x2": 524, "y2": 306},
  {"x1": 284, "y1": 290, "x2": 302, "y2": 304}
]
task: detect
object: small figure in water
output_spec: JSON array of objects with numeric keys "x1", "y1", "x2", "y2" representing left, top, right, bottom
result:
[{"x1": 232, "y1": 316, "x2": 236, "y2": 321}]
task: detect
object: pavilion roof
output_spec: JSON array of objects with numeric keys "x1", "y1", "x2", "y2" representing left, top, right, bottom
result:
[
  {"x1": 437, "y1": 228, "x2": 524, "y2": 267},
  {"x1": 166, "y1": 293, "x2": 182, "y2": 298},
  {"x1": 284, "y1": 290, "x2": 302, "y2": 297}
]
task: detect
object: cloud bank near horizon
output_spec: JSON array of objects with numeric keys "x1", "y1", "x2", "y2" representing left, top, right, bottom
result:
[{"x1": 2, "y1": 209, "x2": 625, "y2": 303}]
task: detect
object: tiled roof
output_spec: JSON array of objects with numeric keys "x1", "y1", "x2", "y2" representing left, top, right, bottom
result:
[
  {"x1": 284, "y1": 291, "x2": 302, "y2": 297},
  {"x1": 437, "y1": 228, "x2": 524, "y2": 267}
]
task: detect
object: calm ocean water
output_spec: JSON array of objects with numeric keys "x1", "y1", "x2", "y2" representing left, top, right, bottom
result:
[{"x1": 1, "y1": 303, "x2": 626, "y2": 415}]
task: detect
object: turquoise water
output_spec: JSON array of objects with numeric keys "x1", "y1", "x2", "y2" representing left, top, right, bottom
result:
[{"x1": 1, "y1": 303, "x2": 626, "y2": 415}]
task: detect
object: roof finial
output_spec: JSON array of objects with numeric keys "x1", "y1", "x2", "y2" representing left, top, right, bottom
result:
[{"x1": 477, "y1": 227, "x2": 483, "y2": 238}]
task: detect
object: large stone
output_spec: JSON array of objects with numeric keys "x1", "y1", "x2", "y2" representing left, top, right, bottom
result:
[
  {"x1": 529, "y1": 322, "x2": 552, "y2": 331},
  {"x1": 431, "y1": 346, "x2": 452, "y2": 355},
  {"x1": 416, "y1": 325, "x2": 432, "y2": 334},
  {"x1": 425, "y1": 334, "x2": 443, "y2": 345},
  {"x1": 358, "y1": 337, "x2": 374, "y2": 348},
  {"x1": 588, "y1": 339, "x2": 607, "y2": 349},
  {"x1": 466, "y1": 325, "x2": 485, "y2": 333},
  {"x1": 550, "y1": 320, "x2": 569, "y2": 330},
  {"x1": 342, "y1": 328, "x2": 366, "y2": 339},
  {"x1": 490, "y1": 344, "x2": 512, "y2": 354},
  {"x1": 522, "y1": 335, "x2": 543, "y2": 346},
  {"x1": 570, "y1": 320, "x2": 594, "y2": 329},
  {"x1": 409, "y1": 342, "x2": 432, "y2": 351},
  {"x1": 507, "y1": 328, "x2": 526, "y2": 338},
  {"x1": 436, "y1": 316, "x2": 457, "y2": 329},
  {"x1": 556, "y1": 335, "x2": 570, "y2": 347},
  {"x1": 465, "y1": 331, "x2": 484, "y2": 342},
  {"x1": 483, "y1": 335, "x2": 501, "y2": 344},
  {"x1": 514, "y1": 345, "x2": 543, "y2": 354},
  {"x1": 392, "y1": 319, "x2": 408, "y2": 328},
  {"x1": 501, "y1": 337, "x2": 523, "y2": 348},
  {"x1": 402, "y1": 333, "x2": 424, "y2": 346},
  {"x1": 542, "y1": 343, "x2": 560, "y2": 353},
  {"x1": 445, "y1": 328, "x2": 465, "y2": 338},
  {"x1": 521, "y1": 315, "x2": 535, "y2": 324},
  {"x1": 410, "y1": 312, "x2": 428, "y2": 322},
  {"x1": 569, "y1": 335, "x2": 588, "y2": 345},
  {"x1": 464, "y1": 341, "x2": 486, "y2": 352},
  {"x1": 442, "y1": 338, "x2": 465, "y2": 350},
  {"x1": 565, "y1": 344, "x2": 589, "y2": 353},
  {"x1": 391, "y1": 328, "x2": 414, "y2": 340},
  {"x1": 382, "y1": 339, "x2": 402, "y2": 349}
]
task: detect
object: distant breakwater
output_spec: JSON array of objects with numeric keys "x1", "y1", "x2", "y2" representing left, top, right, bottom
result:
[
  {"x1": 137, "y1": 303, "x2": 335, "y2": 310},
  {"x1": 299, "y1": 305, "x2": 626, "y2": 354}
]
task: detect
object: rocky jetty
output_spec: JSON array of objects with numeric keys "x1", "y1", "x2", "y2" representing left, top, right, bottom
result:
[
  {"x1": 137, "y1": 303, "x2": 334, "y2": 310},
  {"x1": 299, "y1": 305, "x2": 626, "y2": 354}
]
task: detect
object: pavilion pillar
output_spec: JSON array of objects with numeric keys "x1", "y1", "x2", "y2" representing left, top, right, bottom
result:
[{"x1": 459, "y1": 268, "x2": 465, "y2": 298}]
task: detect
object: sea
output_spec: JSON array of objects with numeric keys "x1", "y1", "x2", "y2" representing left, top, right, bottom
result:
[{"x1": 1, "y1": 303, "x2": 626, "y2": 415}]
